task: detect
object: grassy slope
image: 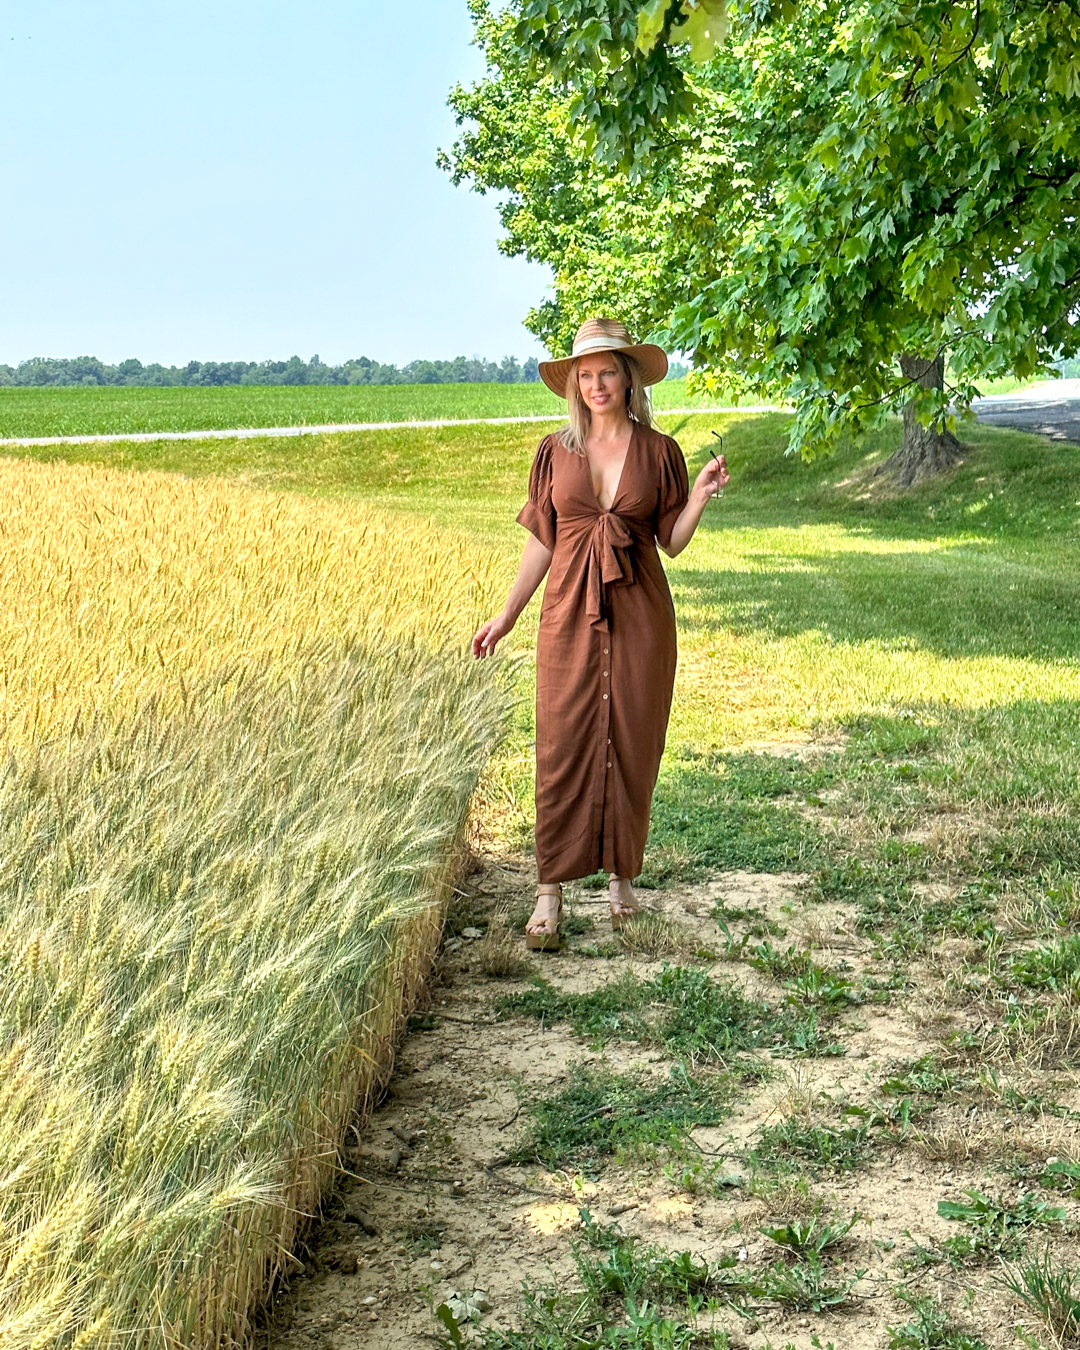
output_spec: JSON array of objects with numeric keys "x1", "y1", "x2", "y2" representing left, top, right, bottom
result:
[
  {"x1": 0, "y1": 378, "x2": 755, "y2": 438},
  {"x1": 9, "y1": 407, "x2": 1078, "y2": 878}
]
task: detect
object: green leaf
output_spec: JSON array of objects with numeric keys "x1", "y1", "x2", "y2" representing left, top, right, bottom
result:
[
  {"x1": 677, "y1": 0, "x2": 728, "y2": 63},
  {"x1": 434, "y1": 1303, "x2": 465, "y2": 1348},
  {"x1": 635, "y1": 0, "x2": 669, "y2": 53}
]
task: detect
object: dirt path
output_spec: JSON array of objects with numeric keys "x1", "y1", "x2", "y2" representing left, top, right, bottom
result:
[{"x1": 249, "y1": 839, "x2": 1079, "y2": 1350}]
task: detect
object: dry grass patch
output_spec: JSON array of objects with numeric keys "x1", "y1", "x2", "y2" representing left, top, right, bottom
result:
[
  {"x1": 616, "y1": 909, "x2": 707, "y2": 961},
  {"x1": 476, "y1": 911, "x2": 530, "y2": 979}
]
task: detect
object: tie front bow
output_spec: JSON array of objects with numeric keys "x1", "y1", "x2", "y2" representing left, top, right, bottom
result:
[{"x1": 586, "y1": 511, "x2": 635, "y2": 628}]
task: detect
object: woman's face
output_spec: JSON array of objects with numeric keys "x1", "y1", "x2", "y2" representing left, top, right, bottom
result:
[{"x1": 576, "y1": 352, "x2": 629, "y2": 415}]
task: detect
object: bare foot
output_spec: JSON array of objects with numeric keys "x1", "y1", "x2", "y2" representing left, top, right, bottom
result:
[
  {"x1": 608, "y1": 875, "x2": 639, "y2": 922},
  {"x1": 525, "y1": 883, "x2": 563, "y2": 937}
]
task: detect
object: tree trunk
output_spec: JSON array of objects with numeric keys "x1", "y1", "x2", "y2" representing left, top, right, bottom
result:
[{"x1": 877, "y1": 354, "x2": 962, "y2": 487}]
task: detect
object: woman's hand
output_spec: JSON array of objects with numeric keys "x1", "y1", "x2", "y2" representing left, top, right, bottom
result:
[
  {"x1": 472, "y1": 611, "x2": 515, "y2": 659},
  {"x1": 692, "y1": 453, "x2": 729, "y2": 501}
]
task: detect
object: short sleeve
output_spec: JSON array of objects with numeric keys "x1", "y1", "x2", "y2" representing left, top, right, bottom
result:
[
  {"x1": 516, "y1": 434, "x2": 557, "y2": 550},
  {"x1": 654, "y1": 433, "x2": 690, "y2": 548}
]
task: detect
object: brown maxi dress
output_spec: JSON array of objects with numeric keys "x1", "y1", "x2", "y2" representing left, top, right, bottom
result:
[{"x1": 517, "y1": 422, "x2": 690, "y2": 883}]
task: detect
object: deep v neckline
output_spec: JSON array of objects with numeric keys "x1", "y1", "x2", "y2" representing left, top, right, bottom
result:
[{"x1": 586, "y1": 422, "x2": 635, "y2": 513}]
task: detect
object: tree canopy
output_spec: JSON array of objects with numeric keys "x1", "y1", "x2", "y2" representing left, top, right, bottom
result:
[{"x1": 446, "y1": 0, "x2": 1080, "y2": 470}]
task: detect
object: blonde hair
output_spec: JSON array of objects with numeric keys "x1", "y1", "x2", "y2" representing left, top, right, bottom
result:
[{"x1": 559, "y1": 351, "x2": 657, "y2": 455}]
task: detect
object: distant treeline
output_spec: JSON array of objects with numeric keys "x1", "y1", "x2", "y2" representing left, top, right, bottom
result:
[
  {"x1": 0, "y1": 353, "x2": 545, "y2": 388},
  {"x1": 0, "y1": 352, "x2": 692, "y2": 389}
]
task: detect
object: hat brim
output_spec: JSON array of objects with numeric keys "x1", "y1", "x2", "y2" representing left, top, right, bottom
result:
[{"x1": 538, "y1": 343, "x2": 669, "y2": 398}]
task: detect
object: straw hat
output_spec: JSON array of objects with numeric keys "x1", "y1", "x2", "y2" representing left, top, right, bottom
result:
[{"x1": 538, "y1": 318, "x2": 668, "y2": 398}]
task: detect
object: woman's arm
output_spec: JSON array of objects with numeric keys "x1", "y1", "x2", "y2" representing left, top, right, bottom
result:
[
  {"x1": 472, "y1": 533, "x2": 553, "y2": 658},
  {"x1": 659, "y1": 455, "x2": 729, "y2": 558}
]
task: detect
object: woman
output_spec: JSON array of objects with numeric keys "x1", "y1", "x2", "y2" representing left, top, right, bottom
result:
[{"x1": 472, "y1": 318, "x2": 728, "y2": 948}]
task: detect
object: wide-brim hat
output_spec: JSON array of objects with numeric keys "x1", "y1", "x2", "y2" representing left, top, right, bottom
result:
[{"x1": 538, "y1": 318, "x2": 668, "y2": 398}]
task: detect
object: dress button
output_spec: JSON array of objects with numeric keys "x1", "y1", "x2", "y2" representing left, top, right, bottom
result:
[
  {"x1": 603, "y1": 647, "x2": 609, "y2": 654},
  {"x1": 603, "y1": 671, "x2": 609, "y2": 678},
  {"x1": 607, "y1": 761, "x2": 613, "y2": 768},
  {"x1": 602, "y1": 693, "x2": 608, "y2": 700},
  {"x1": 607, "y1": 739, "x2": 611, "y2": 745}
]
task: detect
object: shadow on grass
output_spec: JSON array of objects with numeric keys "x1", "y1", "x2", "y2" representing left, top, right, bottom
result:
[{"x1": 671, "y1": 547, "x2": 1078, "y2": 661}]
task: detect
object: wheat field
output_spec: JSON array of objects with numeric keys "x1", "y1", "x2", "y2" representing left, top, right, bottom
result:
[
  {"x1": 0, "y1": 459, "x2": 511, "y2": 1349},
  {"x1": 0, "y1": 458, "x2": 508, "y2": 746}
]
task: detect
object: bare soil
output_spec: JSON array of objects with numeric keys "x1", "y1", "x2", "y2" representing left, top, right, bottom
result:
[{"x1": 255, "y1": 854, "x2": 1080, "y2": 1350}]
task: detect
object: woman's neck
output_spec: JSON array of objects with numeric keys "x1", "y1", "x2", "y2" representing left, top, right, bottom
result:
[{"x1": 587, "y1": 406, "x2": 633, "y2": 444}]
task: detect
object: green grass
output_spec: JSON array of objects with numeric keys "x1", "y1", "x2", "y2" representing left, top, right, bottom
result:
[
  {"x1": 507, "y1": 1063, "x2": 735, "y2": 1169},
  {"x1": 494, "y1": 964, "x2": 846, "y2": 1062},
  {"x1": 748, "y1": 1115, "x2": 876, "y2": 1174},
  {"x1": 0, "y1": 378, "x2": 746, "y2": 439}
]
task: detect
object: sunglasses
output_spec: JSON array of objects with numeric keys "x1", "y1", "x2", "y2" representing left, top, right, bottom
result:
[{"x1": 710, "y1": 430, "x2": 726, "y2": 499}]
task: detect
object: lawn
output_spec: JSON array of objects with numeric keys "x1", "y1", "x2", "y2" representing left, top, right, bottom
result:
[{"x1": 0, "y1": 377, "x2": 757, "y2": 439}]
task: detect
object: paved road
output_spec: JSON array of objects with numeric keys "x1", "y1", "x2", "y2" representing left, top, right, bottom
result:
[
  {"x1": 0, "y1": 405, "x2": 779, "y2": 450},
  {"x1": 973, "y1": 378, "x2": 1080, "y2": 444}
]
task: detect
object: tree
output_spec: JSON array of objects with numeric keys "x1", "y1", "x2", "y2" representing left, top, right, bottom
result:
[
  {"x1": 444, "y1": 1, "x2": 836, "y2": 356},
  {"x1": 453, "y1": 0, "x2": 1080, "y2": 479}
]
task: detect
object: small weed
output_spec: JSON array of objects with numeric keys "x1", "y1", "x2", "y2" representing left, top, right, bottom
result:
[
  {"x1": 455, "y1": 1210, "x2": 740, "y2": 1347},
  {"x1": 509, "y1": 1063, "x2": 734, "y2": 1170},
  {"x1": 575, "y1": 1215, "x2": 719, "y2": 1303},
  {"x1": 761, "y1": 1212, "x2": 860, "y2": 1259},
  {"x1": 1041, "y1": 1158, "x2": 1080, "y2": 1195},
  {"x1": 999, "y1": 1248, "x2": 1080, "y2": 1346},
  {"x1": 1008, "y1": 933, "x2": 1080, "y2": 993},
  {"x1": 749, "y1": 1115, "x2": 874, "y2": 1175},
  {"x1": 751, "y1": 1255, "x2": 863, "y2": 1311},
  {"x1": 748, "y1": 941, "x2": 816, "y2": 980},
  {"x1": 747, "y1": 1171, "x2": 816, "y2": 1216},
  {"x1": 982, "y1": 1072, "x2": 1080, "y2": 1121},
  {"x1": 749, "y1": 941, "x2": 859, "y2": 1008},
  {"x1": 574, "y1": 939, "x2": 623, "y2": 959},
  {"x1": 936, "y1": 1189, "x2": 1065, "y2": 1263},
  {"x1": 617, "y1": 911, "x2": 713, "y2": 962},
  {"x1": 663, "y1": 1158, "x2": 744, "y2": 1197},
  {"x1": 711, "y1": 900, "x2": 785, "y2": 939},
  {"x1": 880, "y1": 1056, "x2": 961, "y2": 1100},
  {"x1": 886, "y1": 1290, "x2": 988, "y2": 1349},
  {"x1": 403, "y1": 1221, "x2": 445, "y2": 1254},
  {"x1": 572, "y1": 1211, "x2": 859, "y2": 1315}
]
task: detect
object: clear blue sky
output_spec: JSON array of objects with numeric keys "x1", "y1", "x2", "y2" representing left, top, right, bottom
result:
[{"x1": 0, "y1": 0, "x2": 551, "y2": 367}]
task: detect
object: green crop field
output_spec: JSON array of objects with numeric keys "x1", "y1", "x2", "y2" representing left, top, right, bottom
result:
[{"x1": 0, "y1": 378, "x2": 757, "y2": 439}]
